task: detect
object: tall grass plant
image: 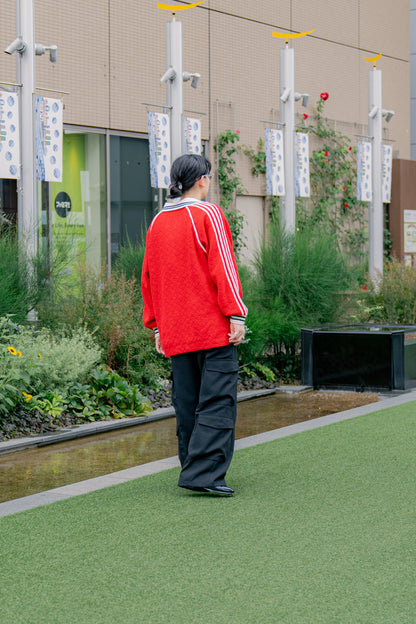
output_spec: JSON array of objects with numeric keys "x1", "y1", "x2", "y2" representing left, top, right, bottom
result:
[{"x1": 240, "y1": 222, "x2": 350, "y2": 377}]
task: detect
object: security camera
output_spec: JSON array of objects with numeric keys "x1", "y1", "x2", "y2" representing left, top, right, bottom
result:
[
  {"x1": 183, "y1": 71, "x2": 200, "y2": 89},
  {"x1": 280, "y1": 87, "x2": 291, "y2": 103},
  {"x1": 35, "y1": 43, "x2": 57, "y2": 63},
  {"x1": 49, "y1": 45, "x2": 57, "y2": 64},
  {"x1": 368, "y1": 106, "x2": 378, "y2": 119},
  {"x1": 382, "y1": 109, "x2": 395, "y2": 123},
  {"x1": 295, "y1": 92, "x2": 309, "y2": 108},
  {"x1": 4, "y1": 38, "x2": 26, "y2": 55},
  {"x1": 191, "y1": 73, "x2": 200, "y2": 89},
  {"x1": 160, "y1": 67, "x2": 176, "y2": 83}
]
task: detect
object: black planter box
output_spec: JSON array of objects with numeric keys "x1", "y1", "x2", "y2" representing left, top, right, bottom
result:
[{"x1": 301, "y1": 324, "x2": 416, "y2": 391}]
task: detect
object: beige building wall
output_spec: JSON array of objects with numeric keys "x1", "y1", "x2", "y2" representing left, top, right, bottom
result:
[{"x1": 0, "y1": 0, "x2": 410, "y2": 251}]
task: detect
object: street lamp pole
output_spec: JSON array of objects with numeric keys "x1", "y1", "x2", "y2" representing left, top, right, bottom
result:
[
  {"x1": 16, "y1": 0, "x2": 37, "y2": 262},
  {"x1": 280, "y1": 45, "x2": 296, "y2": 231},
  {"x1": 368, "y1": 67, "x2": 384, "y2": 284},
  {"x1": 165, "y1": 15, "x2": 183, "y2": 162}
]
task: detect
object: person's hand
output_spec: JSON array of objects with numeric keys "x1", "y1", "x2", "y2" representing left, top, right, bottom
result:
[
  {"x1": 155, "y1": 333, "x2": 165, "y2": 355},
  {"x1": 228, "y1": 322, "x2": 245, "y2": 345}
]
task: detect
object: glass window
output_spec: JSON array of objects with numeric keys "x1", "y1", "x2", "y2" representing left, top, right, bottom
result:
[
  {"x1": 110, "y1": 135, "x2": 153, "y2": 263},
  {"x1": 50, "y1": 131, "x2": 107, "y2": 274},
  {"x1": 0, "y1": 179, "x2": 17, "y2": 227}
]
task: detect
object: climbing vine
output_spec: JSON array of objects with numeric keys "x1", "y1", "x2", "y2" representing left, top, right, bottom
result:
[
  {"x1": 244, "y1": 96, "x2": 369, "y2": 264},
  {"x1": 214, "y1": 130, "x2": 246, "y2": 257},
  {"x1": 297, "y1": 94, "x2": 367, "y2": 263}
]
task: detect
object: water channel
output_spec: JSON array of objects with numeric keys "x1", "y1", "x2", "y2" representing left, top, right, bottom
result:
[{"x1": 0, "y1": 391, "x2": 379, "y2": 503}]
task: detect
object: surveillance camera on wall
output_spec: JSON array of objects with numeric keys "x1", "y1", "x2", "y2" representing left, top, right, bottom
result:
[
  {"x1": 294, "y1": 92, "x2": 309, "y2": 108},
  {"x1": 382, "y1": 109, "x2": 395, "y2": 123},
  {"x1": 4, "y1": 38, "x2": 26, "y2": 55},
  {"x1": 35, "y1": 43, "x2": 58, "y2": 63},
  {"x1": 183, "y1": 71, "x2": 200, "y2": 89},
  {"x1": 191, "y1": 73, "x2": 200, "y2": 89}
]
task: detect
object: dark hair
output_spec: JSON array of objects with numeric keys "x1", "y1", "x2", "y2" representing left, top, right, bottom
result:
[{"x1": 168, "y1": 154, "x2": 211, "y2": 199}]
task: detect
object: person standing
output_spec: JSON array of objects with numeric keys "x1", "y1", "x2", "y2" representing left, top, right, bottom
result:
[{"x1": 141, "y1": 154, "x2": 247, "y2": 496}]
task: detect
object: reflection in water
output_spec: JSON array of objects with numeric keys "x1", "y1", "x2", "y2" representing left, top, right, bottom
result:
[{"x1": 0, "y1": 391, "x2": 379, "y2": 502}]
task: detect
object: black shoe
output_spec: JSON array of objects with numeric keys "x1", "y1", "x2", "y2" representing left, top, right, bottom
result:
[{"x1": 180, "y1": 484, "x2": 234, "y2": 496}]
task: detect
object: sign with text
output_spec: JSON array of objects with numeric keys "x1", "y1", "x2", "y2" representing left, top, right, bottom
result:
[
  {"x1": 382, "y1": 144, "x2": 393, "y2": 203},
  {"x1": 265, "y1": 128, "x2": 285, "y2": 196},
  {"x1": 295, "y1": 132, "x2": 310, "y2": 198},
  {"x1": 0, "y1": 91, "x2": 20, "y2": 179},
  {"x1": 357, "y1": 140, "x2": 372, "y2": 202},
  {"x1": 35, "y1": 96, "x2": 63, "y2": 182},
  {"x1": 183, "y1": 117, "x2": 201, "y2": 155},
  {"x1": 148, "y1": 111, "x2": 171, "y2": 188}
]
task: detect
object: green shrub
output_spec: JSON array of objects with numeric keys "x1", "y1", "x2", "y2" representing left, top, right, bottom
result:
[
  {"x1": 240, "y1": 222, "x2": 350, "y2": 378},
  {"x1": 354, "y1": 259, "x2": 416, "y2": 324},
  {"x1": 0, "y1": 321, "x2": 102, "y2": 409},
  {"x1": 38, "y1": 263, "x2": 170, "y2": 392}
]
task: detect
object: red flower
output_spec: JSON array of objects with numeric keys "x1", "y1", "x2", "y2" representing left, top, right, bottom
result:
[
  {"x1": 325, "y1": 151, "x2": 329, "y2": 156},
  {"x1": 324, "y1": 160, "x2": 327, "y2": 164},
  {"x1": 303, "y1": 113, "x2": 308, "y2": 120},
  {"x1": 236, "y1": 129, "x2": 241, "y2": 134},
  {"x1": 320, "y1": 92, "x2": 329, "y2": 101},
  {"x1": 348, "y1": 146, "x2": 352, "y2": 151},
  {"x1": 343, "y1": 186, "x2": 346, "y2": 191},
  {"x1": 344, "y1": 202, "x2": 349, "y2": 208},
  {"x1": 362, "y1": 285, "x2": 367, "y2": 291}
]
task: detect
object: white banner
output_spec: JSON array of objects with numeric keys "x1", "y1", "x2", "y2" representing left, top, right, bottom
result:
[
  {"x1": 0, "y1": 91, "x2": 20, "y2": 179},
  {"x1": 356, "y1": 140, "x2": 372, "y2": 202},
  {"x1": 295, "y1": 132, "x2": 310, "y2": 198},
  {"x1": 35, "y1": 96, "x2": 63, "y2": 182},
  {"x1": 265, "y1": 128, "x2": 285, "y2": 196},
  {"x1": 148, "y1": 111, "x2": 171, "y2": 189},
  {"x1": 183, "y1": 117, "x2": 201, "y2": 155},
  {"x1": 382, "y1": 144, "x2": 393, "y2": 203}
]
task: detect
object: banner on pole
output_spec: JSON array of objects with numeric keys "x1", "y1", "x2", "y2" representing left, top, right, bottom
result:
[
  {"x1": 0, "y1": 91, "x2": 20, "y2": 179},
  {"x1": 265, "y1": 128, "x2": 285, "y2": 196},
  {"x1": 295, "y1": 132, "x2": 310, "y2": 198},
  {"x1": 35, "y1": 96, "x2": 63, "y2": 182},
  {"x1": 183, "y1": 117, "x2": 201, "y2": 155},
  {"x1": 148, "y1": 111, "x2": 171, "y2": 189},
  {"x1": 382, "y1": 144, "x2": 393, "y2": 203},
  {"x1": 357, "y1": 140, "x2": 372, "y2": 202}
]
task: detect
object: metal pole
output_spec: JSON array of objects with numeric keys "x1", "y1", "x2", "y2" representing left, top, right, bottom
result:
[
  {"x1": 165, "y1": 16, "x2": 183, "y2": 162},
  {"x1": 17, "y1": 0, "x2": 37, "y2": 263},
  {"x1": 280, "y1": 46, "x2": 295, "y2": 231},
  {"x1": 368, "y1": 68, "x2": 383, "y2": 283}
]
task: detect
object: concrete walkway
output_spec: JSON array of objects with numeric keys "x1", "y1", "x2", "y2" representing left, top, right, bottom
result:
[{"x1": 1, "y1": 388, "x2": 415, "y2": 518}]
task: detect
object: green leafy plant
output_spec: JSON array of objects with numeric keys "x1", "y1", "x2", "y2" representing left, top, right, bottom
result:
[
  {"x1": 68, "y1": 368, "x2": 152, "y2": 420},
  {"x1": 354, "y1": 259, "x2": 416, "y2": 324},
  {"x1": 214, "y1": 129, "x2": 246, "y2": 257}
]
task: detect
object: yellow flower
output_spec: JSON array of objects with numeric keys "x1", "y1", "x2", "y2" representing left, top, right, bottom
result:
[
  {"x1": 17, "y1": 351, "x2": 22, "y2": 357},
  {"x1": 7, "y1": 346, "x2": 17, "y2": 355},
  {"x1": 38, "y1": 353, "x2": 42, "y2": 359},
  {"x1": 22, "y1": 392, "x2": 32, "y2": 402}
]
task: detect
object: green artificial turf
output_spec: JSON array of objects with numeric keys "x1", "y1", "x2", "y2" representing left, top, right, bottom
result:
[{"x1": 1, "y1": 402, "x2": 416, "y2": 624}]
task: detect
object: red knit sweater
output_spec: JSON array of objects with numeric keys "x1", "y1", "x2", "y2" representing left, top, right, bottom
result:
[{"x1": 141, "y1": 199, "x2": 247, "y2": 357}]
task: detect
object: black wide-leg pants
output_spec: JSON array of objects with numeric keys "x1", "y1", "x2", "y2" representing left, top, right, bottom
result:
[{"x1": 171, "y1": 344, "x2": 239, "y2": 488}]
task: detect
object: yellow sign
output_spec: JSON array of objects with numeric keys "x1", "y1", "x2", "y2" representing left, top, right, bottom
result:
[
  {"x1": 272, "y1": 30, "x2": 314, "y2": 40},
  {"x1": 363, "y1": 52, "x2": 382, "y2": 64},
  {"x1": 157, "y1": 1, "x2": 206, "y2": 10}
]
